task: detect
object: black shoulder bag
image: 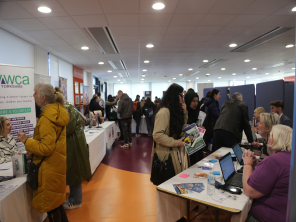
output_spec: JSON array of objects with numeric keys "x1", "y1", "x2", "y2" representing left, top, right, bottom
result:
[
  {"x1": 27, "y1": 128, "x2": 63, "y2": 190},
  {"x1": 150, "y1": 141, "x2": 175, "y2": 186}
]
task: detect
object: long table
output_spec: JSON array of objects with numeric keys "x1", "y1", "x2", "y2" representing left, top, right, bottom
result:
[
  {"x1": 156, "y1": 147, "x2": 252, "y2": 222},
  {"x1": 100, "y1": 121, "x2": 117, "y2": 150}
]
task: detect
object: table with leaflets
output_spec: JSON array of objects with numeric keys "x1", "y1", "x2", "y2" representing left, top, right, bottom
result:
[
  {"x1": 100, "y1": 121, "x2": 117, "y2": 150},
  {"x1": 156, "y1": 147, "x2": 252, "y2": 222}
]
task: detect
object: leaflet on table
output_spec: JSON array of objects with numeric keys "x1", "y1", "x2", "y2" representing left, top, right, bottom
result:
[
  {"x1": 173, "y1": 183, "x2": 205, "y2": 194},
  {"x1": 181, "y1": 123, "x2": 206, "y2": 155}
]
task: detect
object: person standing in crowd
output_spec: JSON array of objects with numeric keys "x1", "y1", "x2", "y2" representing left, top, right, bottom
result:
[
  {"x1": 55, "y1": 88, "x2": 92, "y2": 210},
  {"x1": 0, "y1": 116, "x2": 18, "y2": 164},
  {"x1": 133, "y1": 95, "x2": 142, "y2": 137},
  {"x1": 154, "y1": 96, "x2": 159, "y2": 104},
  {"x1": 199, "y1": 91, "x2": 211, "y2": 113},
  {"x1": 17, "y1": 82, "x2": 70, "y2": 222},
  {"x1": 141, "y1": 96, "x2": 145, "y2": 102},
  {"x1": 270, "y1": 100, "x2": 292, "y2": 127},
  {"x1": 184, "y1": 91, "x2": 201, "y2": 165},
  {"x1": 89, "y1": 95, "x2": 103, "y2": 113},
  {"x1": 213, "y1": 92, "x2": 257, "y2": 151},
  {"x1": 97, "y1": 92, "x2": 105, "y2": 117},
  {"x1": 252, "y1": 107, "x2": 266, "y2": 133},
  {"x1": 187, "y1": 88, "x2": 194, "y2": 92},
  {"x1": 242, "y1": 125, "x2": 292, "y2": 222},
  {"x1": 142, "y1": 97, "x2": 156, "y2": 137},
  {"x1": 117, "y1": 90, "x2": 133, "y2": 149},
  {"x1": 105, "y1": 95, "x2": 118, "y2": 121}
]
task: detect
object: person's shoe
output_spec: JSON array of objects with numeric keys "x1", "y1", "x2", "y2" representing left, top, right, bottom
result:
[
  {"x1": 63, "y1": 202, "x2": 82, "y2": 210},
  {"x1": 63, "y1": 199, "x2": 70, "y2": 205},
  {"x1": 121, "y1": 144, "x2": 129, "y2": 149},
  {"x1": 129, "y1": 143, "x2": 132, "y2": 147},
  {"x1": 136, "y1": 134, "x2": 141, "y2": 137}
]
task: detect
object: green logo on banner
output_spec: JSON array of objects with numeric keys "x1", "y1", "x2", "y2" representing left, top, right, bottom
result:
[
  {"x1": 0, "y1": 108, "x2": 31, "y2": 115},
  {"x1": 0, "y1": 75, "x2": 29, "y2": 85}
]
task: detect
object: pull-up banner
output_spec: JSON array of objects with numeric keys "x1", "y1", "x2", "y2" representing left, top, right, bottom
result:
[{"x1": 0, "y1": 65, "x2": 36, "y2": 152}]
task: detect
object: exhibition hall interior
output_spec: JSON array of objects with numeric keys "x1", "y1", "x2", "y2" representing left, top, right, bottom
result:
[{"x1": 0, "y1": 0, "x2": 296, "y2": 222}]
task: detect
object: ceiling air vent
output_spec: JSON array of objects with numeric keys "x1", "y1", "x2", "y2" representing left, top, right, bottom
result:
[
  {"x1": 184, "y1": 71, "x2": 200, "y2": 77},
  {"x1": 232, "y1": 27, "x2": 294, "y2": 52},
  {"x1": 108, "y1": 60, "x2": 126, "y2": 70},
  {"x1": 199, "y1": 59, "x2": 228, "y2": 68},
  {"x1": 83, "y1": 27, "x2": 118, "y2": 54}
]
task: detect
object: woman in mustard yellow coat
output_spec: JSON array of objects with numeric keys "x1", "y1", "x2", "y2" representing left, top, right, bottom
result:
[{"x1": 18, "y1": 83, "x2": 70, "y2": 222}]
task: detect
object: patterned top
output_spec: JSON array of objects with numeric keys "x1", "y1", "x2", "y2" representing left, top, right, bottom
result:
[{"x1": 0, "y1": 134, "x2": 18, "y2": 164}]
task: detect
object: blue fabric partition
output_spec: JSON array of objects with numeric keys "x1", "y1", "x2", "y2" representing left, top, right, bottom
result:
[
  {"x1": 216, "y1": 87, "x2": 228, "y2": 110},
  {"x1": 256, "y1": 80, "x2": 284, "y2": 115},
  {"x1": 284, "y1": 82, "x2": 294, "y2": 122},
  {"x1": 230, "y1": 84, "x2": 255, "y2": 121}
]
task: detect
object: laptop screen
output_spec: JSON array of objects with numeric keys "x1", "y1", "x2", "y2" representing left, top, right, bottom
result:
[
  {"x1": 220, "y1": 153, "x2": 235, "y2": 181},
  {"x1": 232, "y1": 144, "x2": 243, "y2": 163}
]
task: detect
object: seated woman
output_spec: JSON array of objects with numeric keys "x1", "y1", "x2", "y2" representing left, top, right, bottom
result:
[
  {"x1": 0, "y1": 116, "x2": 18, "y2": 163},
  {"x1": 243, "y1": 124, "x2": 292, "y2": 222},
  {"x1": 252, "y1": 107, "x2": 265, "y2": 133}
]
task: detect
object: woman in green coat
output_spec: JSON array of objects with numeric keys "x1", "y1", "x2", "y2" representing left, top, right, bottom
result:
[{"x1": 62, "y1": 99, "x2": 92, "y2": 210}]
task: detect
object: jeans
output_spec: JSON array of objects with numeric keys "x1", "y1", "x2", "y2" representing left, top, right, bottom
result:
[
  {"x1": 135, "y1": 116, "x2": 141, "y2": 134},
  {"x1": 145, "y1": 116, "x2": 153, "y2": 132},
  {"x1": 213, "y1": 129, "x2": 239, "y2": 152},
  {"x1": 118, "y1": 119, "x2": 124, "y2": 140},
  {"x1": 122, "y1": 120, "x2": 132, "y2": 144},
  {"x1": 69, "y1": 183, "x2": 82, "y2": 205}
]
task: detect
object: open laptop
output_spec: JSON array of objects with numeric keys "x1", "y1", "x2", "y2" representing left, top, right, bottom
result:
[
  {"x1": 232, "y1": 143, "x2": 244, "y2": 165},
  {"x1": 219, "y1": 152, "x2": 243, "y2": 188}
]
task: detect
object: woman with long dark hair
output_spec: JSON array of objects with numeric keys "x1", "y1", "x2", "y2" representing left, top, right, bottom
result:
[{"x1": 151, "y1": 83, "x2": 188, "y2": 178}]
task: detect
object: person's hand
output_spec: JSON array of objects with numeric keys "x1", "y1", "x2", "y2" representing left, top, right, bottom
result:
[
  {"x1": 252, "y1": 126, "x2": 258, "y2": 133},
  {"x1": 17, "y1": 132, "x2": 28, "y2": 144},
  {"x1": 251, "y1": 141, "x2": 260, "y2": 148},
  {"x1": 243, "y1": 150, "x2": 255, "y2": 166},
  {"x1": 178, "y1": 137, "x2": 185, "y2": 147},
  {"x1": 182, "y1": 102, "x2": 186, "y2": 112}
]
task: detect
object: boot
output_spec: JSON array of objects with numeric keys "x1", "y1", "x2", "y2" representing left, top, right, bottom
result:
[{"x1": 58, "y1": 205, "x2": 69, "y2": 222}]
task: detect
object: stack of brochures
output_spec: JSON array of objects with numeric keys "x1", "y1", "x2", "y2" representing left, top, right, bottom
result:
[
  {"x1": 181, "y1": 123, "x2": 206, "y2": 155},
  {"x1": 173, "y1": 183, "x2": 205, "y2": 194}
]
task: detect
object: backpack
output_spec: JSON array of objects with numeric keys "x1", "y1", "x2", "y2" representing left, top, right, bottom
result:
[
  {"x1": 146, "y1": 106, "x2": 154, "y2": 117},
  {"x1": 133, "y1": 101, "x2": 138, "y2": 112}
]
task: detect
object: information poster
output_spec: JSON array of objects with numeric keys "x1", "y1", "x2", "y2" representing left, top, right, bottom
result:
[
  {"x1": 83, "y1": 86, "x2": 89, "y2": 105},
  {"x1": 0, "y1": 65, "x2": 36, "y2": 152},
  {"x1": 59, "y1": 77, "x2": 67, "y2": 100}
]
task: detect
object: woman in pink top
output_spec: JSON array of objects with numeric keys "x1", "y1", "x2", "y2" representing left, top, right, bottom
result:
[{"x1": 242, "y1": 124, "x2": 292, "y2": 222}]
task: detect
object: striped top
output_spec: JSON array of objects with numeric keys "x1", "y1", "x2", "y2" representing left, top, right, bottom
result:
[{"x1": 0, "y1": 134, "x2": 18, "y2": 164}]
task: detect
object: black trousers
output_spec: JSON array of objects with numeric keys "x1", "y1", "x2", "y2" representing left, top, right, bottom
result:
[
  {"x1": 122, "y1": 120, "x2": 132, "y2": 144},
  {"x1": 47, "y1": 205, "x2": 68, "y2": 222},
  {"x1": 118, "y1": 119, "x2": 124, "y2": 140},
  {"x1": 213, "y1": 129, "x2": 239, "y2": 152}
]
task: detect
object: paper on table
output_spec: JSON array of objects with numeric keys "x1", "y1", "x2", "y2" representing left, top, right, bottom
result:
[
  {"x1": 212, "y1": 194, "x2": 228, "y2": 202},
  {"x1": 0, "y1": 162, "x2": 12, "y2": 170},
  {"x1": 0, "y1": 184, "x2": 18, "y2": 199}
]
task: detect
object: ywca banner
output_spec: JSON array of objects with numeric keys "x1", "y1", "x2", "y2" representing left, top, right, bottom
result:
[{"x1": 0, "y1": 65, "x2": 36, "y2": 152}]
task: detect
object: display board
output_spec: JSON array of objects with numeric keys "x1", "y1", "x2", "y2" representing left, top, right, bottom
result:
[
  {"x1": 0, "y1": 65, "x2": 36, "y2": 152},
  {"x1": 216, "y1": 87, "x2": 228, "y2": 110},
  {"x1": 230, "y1": 84, "x2": 255, "y2": 121},
  {"x1": 284, "y1": 82, "x2": 294, "y2": 122},
  {"x1": 256, "y1": 80, "x2": 284, "y2": 115}
]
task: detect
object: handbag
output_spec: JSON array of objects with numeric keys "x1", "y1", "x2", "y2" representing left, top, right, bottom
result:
[
  {"x1": 150, "y1": 141, "x2": 175, "y2": 186},
  {"x1": 27, "y1": 128, "x2": 63, "y2": 190}
]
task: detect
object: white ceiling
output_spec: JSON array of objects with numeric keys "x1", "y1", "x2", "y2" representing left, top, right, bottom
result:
[{"x1": 0, "y1": 0, "x2": 295, "y2": 83}]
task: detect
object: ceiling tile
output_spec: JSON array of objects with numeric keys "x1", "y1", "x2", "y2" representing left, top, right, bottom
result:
[
  {"x1": 227, "y1": 15, "x2": 267, "y2": 26},
  {"x1": 209, "y1": 0, "x2": 255, "y2": 14},
  {"x1": 191, "y1": 26, "x2": 223, "y2": 35},
  {"x1": 186, "y1": 35, "x2": 214, "y2": 43},
  {"x1": 140, "y1": 14, "x2": 173, "y2": 27},
  {"x1": 100, "y1": 0, "x2": 138, "y2": 14},
  {"x1": 38, "y1": 38, "x2": 69, "y2": 47},
  {"x1": 199, "y1": 14, "x2": 237, "y2": 26},
  {"x1": 273, "y1": 2, "x2": 296, "y2": 16},
  {"x1": 38, "y1": 17, "x2": 78, "y2": 29},
  {"x1": 242, "y1": 0, "x2": 292, "y2": 15},
  {"x1": 49, "y1": 44, "x2": 76, "y2": 52},
  {"x1": 105, "y1": 14, "x2": 138, "y2": 26},
  {"x1": 53, "y1": 29, "x2": 86, "y2": 39},
  {"x1": 170, "y1": 14, "x2": 205, "y2": 26},
  {"x1": 181, "y1": 42, "x2": 204, "y2": 48},
  {"x1": 255, "y1": 15, "x2": 294, "y2": 27},
  {"x1": 162, "y1": 35, "x2": 187, "y2": 43},
  {"x1": 24, "y1": 30, "x2": 60, "y2": 40},
  {"x1": 139, "y1": 0, "x2": 179, "y2": 13},
  {"x1": 165, "y1": 26, "x2": 195, "y2": 36},
  {"x1": 140, "y1": 35, "x2": 163, "y2": 43},
  {"x1": 16, "y1": 0, "x2": 68, "y2": 17},
  {"x1": 216, "y1": 26, "x2": 250, "y2": 36},
  {"x1": 116, "y1": 43, "x2": 139, "y2": 49},
  {"x1": 159, "y1": 42, "x2": 183, "y2": 48},
  {"x1": 4, "y1": 18, "x2": 48, "y2": 31},
  {"x1": 58, "y1": 0, "x2": 104, "y2": 15},
  {"x1": 113, "y1": 35, "x2": 139, "y2": 43},
  {"x1": 63, "y1": 37, "x2": 93, "y2": 46},
  {"x1": 140, "y1": 27, "x2": 167, "y2": 36},
  {"x1": 109, "y1": 27, "x2": 139, "y2": 36},
  {"x1": 0, "y1": 2, "x2": 33, "y2": 19},
  {"x1": 71, "y1": 15, "x2": 108, "y2": 28},
  {"x1": 175, "y1": 0, "x2": 217, "y2": 14},
  {"x1": 241, "y1": 27, "x2": 276, "y2": 36}
]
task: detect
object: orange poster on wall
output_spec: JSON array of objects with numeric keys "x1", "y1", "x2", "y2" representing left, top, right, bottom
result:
[
  {"x1": 73, "y1": 66, "x2": 83, "y2": 80},
  {"x1": 284, "y1": 76, "x2": 295, "y2": 83}
]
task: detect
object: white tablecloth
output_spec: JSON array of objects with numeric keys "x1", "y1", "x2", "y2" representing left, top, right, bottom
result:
[
  {"x1": 0, "y1": 167, "x2": 47, "y2": 222},
  {"x1": 156, "y1": 147, "x2": 252, "y2": 222},
  {"x1": 85, "y1": 129, "x2": 106, "y2": 174},
  {"x1": 100, "y1": 121, "x2": 117, "y2": 150}
]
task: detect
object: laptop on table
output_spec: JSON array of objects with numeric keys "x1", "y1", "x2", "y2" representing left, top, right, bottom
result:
[
  {"x1": 232, "y1": 143, "x2": 244, "y2": 165},
  {"x1": 219, "y1": 152, "x2": 243, "y2": 188}
]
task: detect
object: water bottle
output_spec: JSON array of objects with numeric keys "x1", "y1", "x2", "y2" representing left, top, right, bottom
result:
[{"x1": 207, "y1": 171, "x2": 215, "y2": 196}]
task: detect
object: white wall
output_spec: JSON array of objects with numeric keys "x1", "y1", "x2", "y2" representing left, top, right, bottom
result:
[
  {"x1": 0, "y1": 28, "x2": 34, "y2": 68},
  {"x1": 214, "y1": 81, "x2": 229, "y2": 87},
  {"x1": 114, "y1": 83, "x2": 150, "y2": 100},
  {"x1": 108, "y1": 83, "x2": 114, "y2": 97},
  {"x1": 186, "y1": 81, "x2": 194, "y2": 91},
  {"x1": 197, "y1": 83, "x2": 213, "y2": 98},
  {"x1": 34, "y1": 46, "x2": 48, "y2": 76}
]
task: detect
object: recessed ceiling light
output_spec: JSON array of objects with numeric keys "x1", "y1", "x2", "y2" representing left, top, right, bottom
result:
[
  {"x1": 179, "y1": 74, "x2": 183, "y2": 76},
  {"x1": 81, "y1": 46, "x2": 89, "y2": 50},
  {"x1": 121, "y1": 82, "x2": 123, "y2": 84},
  {"x1": 206, "y1": 73, "x2": 210, "y2": 76},
  {"x1": 173, "y1": 78, "x2": 176, "y2": 79},
  {"x1": 208, "y1": 80, "x2": 211, "y2": 81},
  {"x1": 146, "y1": 44, "x2": 154, "y2": 48},
  {"x1": 232, "y1": 73, "x2": 236, "y2": 75},
  {"x1": 113, "y1": 76, "x2": 117, "y2": 78},
  {"x1": 292, "y1": 68, "x2": 295, "y2": 70},
  {"x1": 38, "y1": 6, "x2": 51, "y2": 13},
  {"x1": 142, "y1": 69, "x2": 147, "y2": 71},
  {"x1": 244, "y1": 59, "x2": 250, "y2": 62},
  {"x1": 218, "y1": 77, "x2": 221, "y2": 79},
  {"x1": 229, "y1": 43, "x2": 237, "y2": 47},
  {"x1": 141, "y1": 79, "x2": 145, "y2": 80},
  {"x1": 286, "y1": 44, "x2": 294, "y2": 48},
  {"x1": 98, "y1": 62, "x2": 104, "y2": 65},
  {"x1": 144, "y1": 60, "x2": 150, "y2": 63},
  {"x1": 108, "y1": 70, "x2": 112, "y2": 72},
  {"x1": 265, "y1": 73, "x2": 269, "y2": 75},
  {"x1": 142, "y1": 74, "x2": 146, "y2": 77},
  {"x1": 168, "y1": 81, "x2": 171, "y2": 82},
  {"x1": 196, "y1": 77, "x2": 199, "y2": 79},
  {"x1": 252, "y1": 68, "x2": 257, "y2": 70},
  {"x1": 188, "y1": 68, "x2": 193, "y2": 71},
  {"x1": 247, "y1": 76, "x2": 250, "y2": 78},
  {"x1": 292, "y1": 7, "x2": 296, "y2": 11},
  {"x1": 152, "y1": 3, "x2": 165, "y2": 10},
  {"x1": 203, "y1": 60, "x2": 208, "y2": 63},
  {"x1": 188, "y1": 80, "x2": 191, "y2": 82},
  {"x1": 221, "y1": 68, "x2": 226, "y2": 70},
  {"x1": 141, "y1": 81, "x2": 143, "y2": 83},
  {"x1": 117, "y1": 79, "x2": 120, "y2": 81}
]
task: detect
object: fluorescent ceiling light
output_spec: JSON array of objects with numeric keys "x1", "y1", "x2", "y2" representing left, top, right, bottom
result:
[
  {"x1": 144, "y1": 60, "x2": 150, "y2": 63},
  {"x1": 141, "y1": 81, "x2": 143, "y2": 83},
  {"x1": 188, "y1": 68, "x2": 193, "y2": 71},
  {"x1": 179, "y1": 74, "x2": 183, "y2": 76},
  {"x1": 292, "y1": 68, "x2": 295, "y2": 70},
  {"x1": 142, "y1": 74, "x2": 146, "y2": 77},
  {"x1": 203, "y1": 60, "x2": 208, "y2": 62},
  {"x1": 292, "y1": 7, "x2": 296, "y2": 11},
  {"x1": 146, "y1": 44, "x2": 154, "y2": 48},
  {"x1": 221, "y1": 68, "x2": 226, "y2": 70},
  {"x1": 208, "y1": 80, "x2": 211, "y2": 81},
  {"x1": 108, "y1": 70, "x2": 112, "y2": 72},
  {"x1": 120, "y1": 82, "x2": 123, "y2": 84},
  {"x1": 244, "y1": 59, "x2": 250, "y2": 62},
  {"x1": 173, "y1": 78, "x2": 176, "y2": 79},
  {"x1": 152, "y1": 3, "x2": 165, "y2": 10},
  {"x1": 117, "y1": 79, "x2": 120, "y2": 81},
  {"x1": 81, "y1": 46, "x2": 89, "y2": 50},
  {"x1": 38, "y1": 6, "x2": 51, "y2": 13},
  {"x1": 286, "y1": 44, "x2": 294, "y2": 48},
  {"x1": 229, "y1": 43, "x2": 237, "y2": 47},
  {"x1": 232, "y1": 73, "x2": 236, "y2": 75},
  {"x1": 142, "y1": 69, "x2": 147, "y2": 71},
  {"x1": 265, "y1": 73, "x2": 269, "y2": 75},
  {"x1": 196, "y1": 77, "x2": 199, "y2": 79},
  {"x1": 188, "y1": 80, "x2": 191, "y2": 82},
  {"x1": 252, "y1": 68, "x2": 257, "y2": 70},
  {"x1": 206, "y1": 73, "x2": 210, "y2": 76},
  {"x1": 141, "y1": 79, "x2": 145, "y2": 80},
  {"x1": 113, "y1": 76, "x2": 117, "y2": 78},
  {"x1": 247, "y1": 76, "x2": 250, "y2": 78},
  {"x1": 218, "y1": 77, "x2": 221, "y2": 79},
  {"x1": 168, "y1": 81, "x2": 171, "y2": 82},
  {"x1": 98, "y1": 62, "x2": 104, "y2": 65}
]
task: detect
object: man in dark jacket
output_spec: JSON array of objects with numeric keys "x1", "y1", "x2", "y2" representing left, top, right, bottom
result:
[
  {"x1": 213, "y1": 92, "x2": 256, "y2": 151},
  {"x1": 270, "y1": 100, "x2": 292, "y2": 128},
  {"x1": 117, "y1": 90, "x2": 133, "y2": 149}
]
